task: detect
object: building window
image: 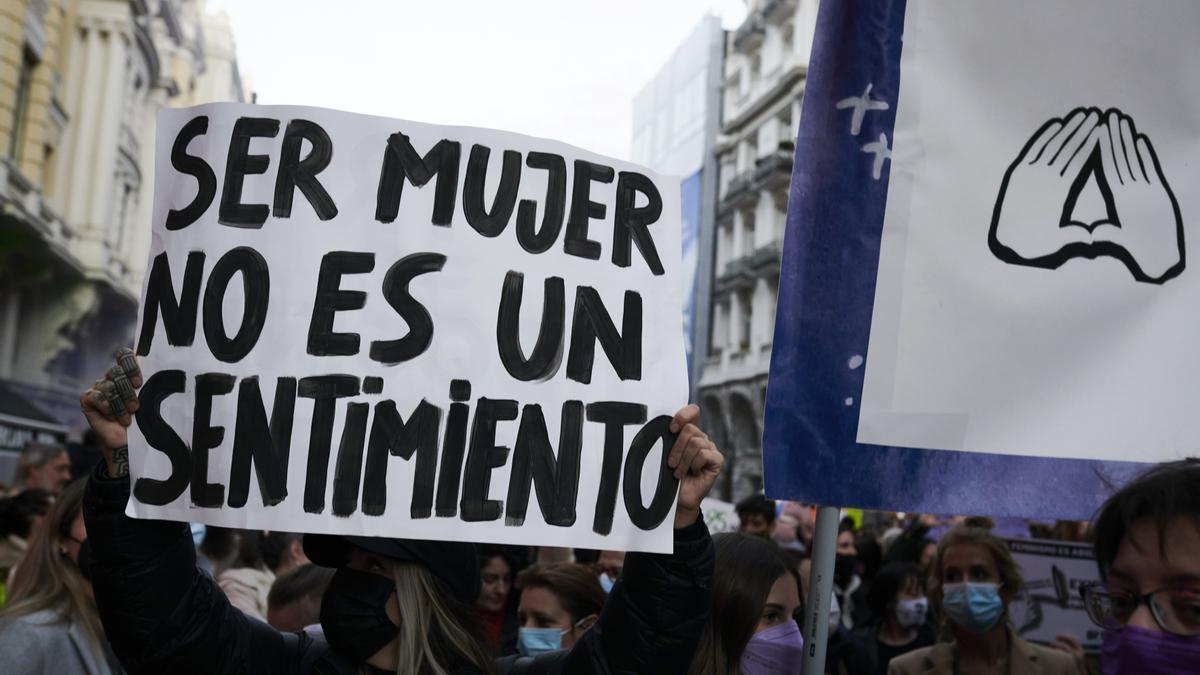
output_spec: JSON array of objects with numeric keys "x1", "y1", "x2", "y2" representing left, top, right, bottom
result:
[
  {"x1": 9, "y1": 49, "x2": 36, "y2": 161},
  {"x1": 739, "y1": 290, "x2": 753, "y2": 351},
  {"x1": 743, "y1": 211, "x2": 757, "y2": 255}
]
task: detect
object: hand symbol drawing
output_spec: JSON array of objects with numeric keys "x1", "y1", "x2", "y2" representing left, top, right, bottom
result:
[{"x1": 989, "y1": 107, "x2": 1184, "y2": 284}]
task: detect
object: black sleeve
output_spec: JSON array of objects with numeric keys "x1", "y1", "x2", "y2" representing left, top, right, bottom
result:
[
  {"x1": 82, "y1": 463, "x2": 310, "y2": 675},
  {"x1": 552, "y1": 518, "x2": 715, "y2": 674}
]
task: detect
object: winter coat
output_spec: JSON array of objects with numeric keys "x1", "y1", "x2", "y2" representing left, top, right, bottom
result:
[
  {"x1": 0, "y1": 608, "x2": 126, "y2": 674},
  {"x1": 82, "y1": 464, "x2": 714, "y2": 675}
]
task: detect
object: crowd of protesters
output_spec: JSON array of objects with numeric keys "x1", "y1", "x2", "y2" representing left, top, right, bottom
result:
[{"x1": 0, "y1": 351, "x2": 1192, "y2": 673}]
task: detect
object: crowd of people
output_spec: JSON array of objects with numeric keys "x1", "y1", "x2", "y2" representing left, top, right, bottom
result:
[{"x1": 0, "y1": 351, "x2": 1192, "y2": 674}]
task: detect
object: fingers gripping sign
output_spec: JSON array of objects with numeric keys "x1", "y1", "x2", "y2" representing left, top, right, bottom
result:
[
  {"x1": 989, "y1": 106, "x2": 1184, "y2": 284},
  {"x1": 79, "y1": 348, "x2": 144, "y2": 477},
  {"x1": 667, "y1": 404, "x2": 725, "y2": 529}
]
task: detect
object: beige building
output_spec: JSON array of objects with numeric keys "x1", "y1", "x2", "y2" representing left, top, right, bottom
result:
[
  {"x1": 698, "y1": 0, "x2": 818, "y2": 500},
  {"x1": 0, "y1": 0, "x2": 245, "y2": 469}
]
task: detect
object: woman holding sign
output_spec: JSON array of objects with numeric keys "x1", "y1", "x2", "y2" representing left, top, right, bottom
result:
[{"x1": 78, "y1": 350, "x2": 723, "y2": 675}]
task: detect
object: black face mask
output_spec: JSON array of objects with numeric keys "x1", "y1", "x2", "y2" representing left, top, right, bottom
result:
[
  {"x1": 320, "y1": 567, "x2": 399, "y2": 663},
  {"x1": 834, "y1": 554, "x2": 856, "y2": 585}
]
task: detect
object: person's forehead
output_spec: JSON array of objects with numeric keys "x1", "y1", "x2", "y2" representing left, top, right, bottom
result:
[
  {"x1": 1112, "y1": 517, "x2": 1200, "y2": 586},
  {"x1": 767, "y1": 573, "x2": 800, "y2": 605},
  {"x1": 481, "y1": 556, "x2": 510, "y2": 575},
  {"x1": 519, "y1": 586, "x2": 567, "y2": 615},
  {"x1": 941, "y1": 544, "x2": 995, "y2": 569}
]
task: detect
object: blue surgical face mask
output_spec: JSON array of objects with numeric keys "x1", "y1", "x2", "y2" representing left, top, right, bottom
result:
[
  {"x1": 895, "y1": 597, "x2": 929, "y2": 629},
  {"x1": 190, "y1": 523, "x2": 207, "y2": 549},
  {"x1": 518, "y1": 627, "x2": 563, "y2": 656},
  {"x1": 942, "y1": 582, "x2": 1005, "y2": 634},
  {"x1": 518, "y1": 617, "x2": 592, "y2": 657},
  {"x1": 598, "y1": 573, "x2": 615, "y2": 594}
]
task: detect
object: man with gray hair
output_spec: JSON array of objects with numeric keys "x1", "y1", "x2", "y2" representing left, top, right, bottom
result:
[{"x1": 13, "y1": 442, "x2": 71, "y2": 494}]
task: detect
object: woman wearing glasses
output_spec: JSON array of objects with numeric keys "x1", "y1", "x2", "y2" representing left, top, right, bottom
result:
[
  {"x1": 888, "y1": 517, "x2": 1076, "y2": 675},
  {"x1": 1083, "y1": 460, "x2": 1200, "y2": 673}
]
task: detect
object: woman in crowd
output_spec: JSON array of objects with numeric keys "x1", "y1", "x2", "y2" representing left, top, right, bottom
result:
[
  {"x1": 514, "y1": 562, "x2": 605, "y2": 656},
  {"x1": 1085, "y1": 459, "x2": 1200, "y2": 673},
  {"x1": 855, "y1": 561, "x2": 935, "y2": 675},
  {"x1": 79, "y1": 349, "x2": 723, "y2": 675},
  {"x1": 688, "y1": 532, "x2": 804, "y2": 675},
  {"x1": 0, "y1": 479, "x2": 124, "y2": 673},
  {"x1": 888, "y1": 517, "x2": 1075, "y2": 675},
  {"x1": 476, "y1": 545, "x2": 518, "y2": 654}
]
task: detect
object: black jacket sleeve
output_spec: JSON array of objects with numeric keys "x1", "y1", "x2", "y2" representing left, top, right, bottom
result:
[
  {"x1": 82, "y1": 463, "x2": 314, "y2": 675},
  {"x1": 498, "y1": 517, "x2": 715, "y2": 675}
]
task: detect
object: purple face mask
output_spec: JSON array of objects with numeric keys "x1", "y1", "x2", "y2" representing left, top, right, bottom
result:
[
  {"x1": 1101, "y1": 625, "x2": 1200, "y2": 675},
  {"x1": 740, "y1": 620, "x2": 805, "y2": 675}
]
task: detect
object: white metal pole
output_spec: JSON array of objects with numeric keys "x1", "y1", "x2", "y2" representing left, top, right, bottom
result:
[{"x1": 801, "y1": 505, "x2": 841, "y2": 675}]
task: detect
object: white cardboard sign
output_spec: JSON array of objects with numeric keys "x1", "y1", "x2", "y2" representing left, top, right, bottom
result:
[
  {"x1": 1006, "y1": 538, "x2": 1102, "y2": 653},
  {"x1": 127, "y1": 103, "x2": 687, "y2": 553},
  {"x1": 859, "y1": 1, "x2": 1200, "y2": 462}
]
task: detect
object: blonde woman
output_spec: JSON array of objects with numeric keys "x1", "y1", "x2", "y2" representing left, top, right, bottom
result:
[
  {"x1": 889, "y1": 518, "x2": 1075, "y2": 675},
  {"x1": 0, "y1": 479, "x2": 125, "y2": 673}
]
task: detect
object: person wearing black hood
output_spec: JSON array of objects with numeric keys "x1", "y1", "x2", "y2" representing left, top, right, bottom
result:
[{"x1": 79, "y1": 350, "x2": 723, "y2": 675}]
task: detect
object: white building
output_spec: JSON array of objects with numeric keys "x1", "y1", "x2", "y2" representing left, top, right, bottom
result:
[
  {"x1": 630, "y1": 15, "x2": 724, "y2": 400},
  {"x1": 0, "y1": 0, "x2": 245, "y2": 469},
  {"x1": 698, "y1": 0, "x2": 818, "y2": 500}
]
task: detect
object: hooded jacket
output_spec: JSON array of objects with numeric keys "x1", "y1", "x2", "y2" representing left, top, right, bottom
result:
[{"x1": 82, "y1": 464, "x2": 714, "y2": 675}]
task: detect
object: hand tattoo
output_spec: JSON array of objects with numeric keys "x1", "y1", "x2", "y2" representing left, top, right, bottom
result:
[{"x1": 111, "y1": 445, "x2": 130, "y2": 478}]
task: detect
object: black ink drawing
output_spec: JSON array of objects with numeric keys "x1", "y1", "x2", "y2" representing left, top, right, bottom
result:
[{"x1": 989, "y1": 107, "x2": 1184, "y2": 284}]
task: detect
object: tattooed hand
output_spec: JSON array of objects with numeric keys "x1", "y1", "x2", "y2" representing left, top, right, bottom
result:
[{"x1": 80, "y1": 348, "x2": 142, "y2": 478}]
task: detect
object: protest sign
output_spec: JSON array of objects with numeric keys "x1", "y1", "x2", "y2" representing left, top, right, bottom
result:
[
  {"x1": 1006, "y1": 538, "x2": 1102, "y2": 653},
  {"x1": 129, "y1": 103, "x2": 687, "y2": 553},
  {"x1": 762, "y1": 0, "x2": 1160, "y2": 518}
]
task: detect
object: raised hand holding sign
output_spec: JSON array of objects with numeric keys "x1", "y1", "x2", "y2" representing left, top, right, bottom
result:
[{"x1": 989, "y1": 107, "x2": 1184, "y2": 284}]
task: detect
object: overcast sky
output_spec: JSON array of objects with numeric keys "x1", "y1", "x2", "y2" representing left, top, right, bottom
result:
[{"x1": 205, "y1": 0, "x2": 747, "y2": 162}]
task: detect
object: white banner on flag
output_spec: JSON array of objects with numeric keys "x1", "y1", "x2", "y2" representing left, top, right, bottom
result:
[{"x1": 859, "y1": 1, "x2": 1200, "y2": 462}]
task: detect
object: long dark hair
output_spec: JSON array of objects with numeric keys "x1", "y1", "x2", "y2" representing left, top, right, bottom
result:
[
  {"x1": 866, "y1": 561, "x2": 923, "y2": 624},
  {"x1": 688, "y1": 533, "x2": 799, "y2": 675}
]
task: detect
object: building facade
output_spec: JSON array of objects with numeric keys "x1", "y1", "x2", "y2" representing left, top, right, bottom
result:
[
  {"x1": 698, "y1": 0, "x2": 818, "y2": 501},
  {"x1": 630, "y1": 15, "x2": 724, "y2": 402},
  {"x1": 0, "y1": 0, "x2": 245, "y2": 472}
]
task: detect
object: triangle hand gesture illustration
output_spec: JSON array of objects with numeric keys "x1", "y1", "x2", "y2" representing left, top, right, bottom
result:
[{"x1": 989, "y1": 108, "x2": 1184, "y2": 284}]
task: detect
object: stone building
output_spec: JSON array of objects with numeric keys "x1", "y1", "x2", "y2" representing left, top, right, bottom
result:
[
  {"x1": 698, "y1": 0, "x2": 818, "y2": 501},
  {"x1": 0, "y1": 0, "x2": 245, "y2": 473}
]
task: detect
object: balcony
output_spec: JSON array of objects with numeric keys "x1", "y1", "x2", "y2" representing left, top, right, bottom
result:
[
  {"x1": 748, "y1": 239, "x2": 784, "y2": 276},
  {"x1": 719, "y1": 173, "x2": 756, "y2": 216},
  {"x1": 761, "y1": 0, "x2": 798, "y2": 23},
  {"x1": 732, "y1": 16, "x2": 766, "y2": 53},
  {"x1": 753, "y1": 149, "x2": 794, "y2": 190},
  {"x1": 714, "y1": 257, "x2": 756, "y2": 295}
]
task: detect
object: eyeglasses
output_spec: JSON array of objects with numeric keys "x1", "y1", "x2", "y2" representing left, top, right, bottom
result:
[{"x1": 1080, "y1": 583, "x2": 1200, "y2": 636}]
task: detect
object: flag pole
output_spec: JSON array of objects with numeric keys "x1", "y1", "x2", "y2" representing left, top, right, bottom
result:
[{"x1": 801, "y1": 505, "x2": 841, "y2": 675}]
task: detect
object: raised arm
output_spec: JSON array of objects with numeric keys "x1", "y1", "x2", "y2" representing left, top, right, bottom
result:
[
  {"x1": 561, "y1": 405, "x2": 723, "y2": 673},
  {"x1": 80, "y1": 350, "x2": 309, "y2": 675}
]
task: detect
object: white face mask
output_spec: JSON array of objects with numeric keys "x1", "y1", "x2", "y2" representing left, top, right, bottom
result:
[
  {"x1": 827, "y1": 594, "x2": 842, "y2": 633},
  {"x1": 895, "y1": 597, "x2": 929, "y2": 628}
]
